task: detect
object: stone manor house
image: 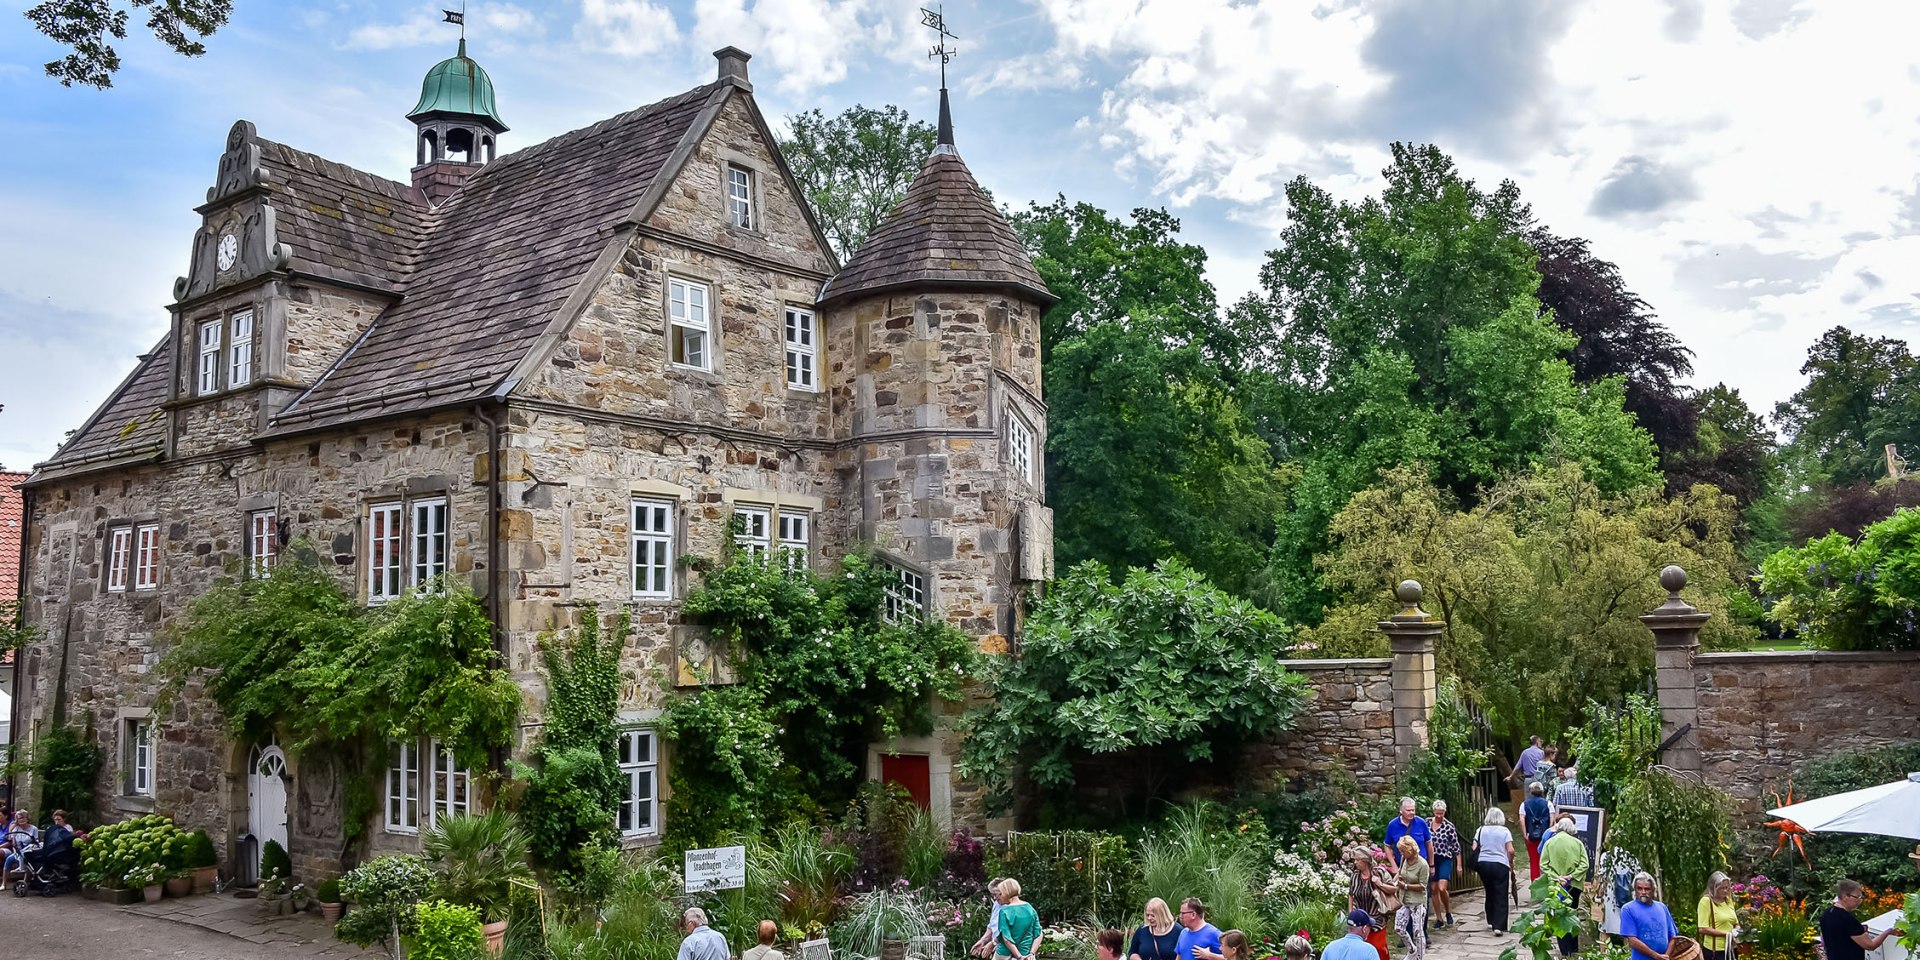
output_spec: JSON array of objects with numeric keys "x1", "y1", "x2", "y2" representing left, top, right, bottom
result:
[{"x1": 11, "y1": 41, "x2": 1053, "y2": 876}]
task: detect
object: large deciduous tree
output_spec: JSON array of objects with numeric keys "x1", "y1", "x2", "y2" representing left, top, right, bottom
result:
[
  {"x1": 779, "y1": 104, "x2": 936, "y2": 262},
  {"x1": 26, "y1": 0, "x2": 231, "y2": 89},
  {"x1": 1665, "y1": 383, "x2": 1777, "y2": 510},
  {"x1": 1306, "y1": 462, "x2": 1750, "y2": 738},
  {"x1": 957, "y1": 560, "x2": 1309, "y2": 813},
  {"x1": 1237, "y1": 144, "x2": 1659, "y2": 621},
  {"x1": 1774, "y1": 326, "x2": 1917, "y2": 487}
]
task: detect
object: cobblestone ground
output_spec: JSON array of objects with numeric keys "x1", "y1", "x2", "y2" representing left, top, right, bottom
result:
[{"x1": 0, "y1": 889, "x2": 375, "y2": 959}]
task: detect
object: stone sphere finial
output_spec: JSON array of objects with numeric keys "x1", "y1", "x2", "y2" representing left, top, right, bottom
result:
[
  {"x1": 1660, "y1": 565, "x2": 1687, "y2": 596},
  {"x1": 1396, "y1": 579, "x2": 1423, "y2": 605}
]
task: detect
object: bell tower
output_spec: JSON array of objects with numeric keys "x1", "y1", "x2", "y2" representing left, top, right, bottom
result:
[{"x1": 407, "y1": 37, "x2": 508, "y2": 204}]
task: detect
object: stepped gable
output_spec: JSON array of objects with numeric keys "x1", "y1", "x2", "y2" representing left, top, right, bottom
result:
[
  {"x1": 256, "y1": 139, "x2": 430, "y2": 292},
  {"x1": 34, "y1": 338, "x2": 173, "y2": 477},
  {"x1": 271, "y1": 82, "x2": 722, "y2": 433},
  {"x1": 817, "y1": 144, "x2": 1053, "y2": 308}
]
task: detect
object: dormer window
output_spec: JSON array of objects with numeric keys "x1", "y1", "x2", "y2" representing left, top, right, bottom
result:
[
  {"x1": 726, "y1": 166, "x2": 753, "y2": 230},
  {"x1": 195, "y1": 308, "x2": 256, "y2": 395}
]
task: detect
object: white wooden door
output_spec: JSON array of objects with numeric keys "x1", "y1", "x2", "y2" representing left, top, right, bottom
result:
[{"x1": 248, "y1": 744, "x2": 290, "y2": 863}]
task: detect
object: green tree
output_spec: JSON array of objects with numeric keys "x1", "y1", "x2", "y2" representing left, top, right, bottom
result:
[
  {"x1": 957, "y1": 559, "x2": 1310, "y2": 812},
  {"x1": 26, "y1": 0, "x2": 231, "y2": 89},
  {"x1": 1759, "y1": 506, "x2": 1920, "y2": 650},
  {"x1": 1011, "y1": 200, "x2": 1285, "y2": 598},
  {"x1": 1667, "y1": 383, "x2": 1777, "y2": 510},
  {"x1": 1237, "y1": 144, "x2": 1659, "y2": 620},
  {"x1": 1308, "y1": 462, "x2": 1750, "y2": 738},
  {"x1": 1774, "y1": 326, "x2": 1916, "y2": 487},
  {"x1": 780, "y1": 104, "x2": 937, "y2": 261}
]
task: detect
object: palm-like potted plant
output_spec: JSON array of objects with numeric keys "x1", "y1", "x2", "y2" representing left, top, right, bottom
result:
[{"x1": 420, "y1": 810, "x2": 533, "y2": 957}]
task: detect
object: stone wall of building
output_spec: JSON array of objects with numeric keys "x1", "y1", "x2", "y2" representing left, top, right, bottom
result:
[
  {"x1": 1688, "y1": 650, "x2": 1920, "y2": 813},
  {"x1": 1241, "y1": 658, "x2": 1401, "y2": 795}
]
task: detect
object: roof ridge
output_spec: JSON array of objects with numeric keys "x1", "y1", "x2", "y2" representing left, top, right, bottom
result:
[{"x1": 451, "y1": 81, "x2": 723, "y2": 187}]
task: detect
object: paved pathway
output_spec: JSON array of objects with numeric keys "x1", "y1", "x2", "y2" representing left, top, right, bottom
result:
[{"x1": 0, "y1": 887, "x2": 376, "y2": 958}]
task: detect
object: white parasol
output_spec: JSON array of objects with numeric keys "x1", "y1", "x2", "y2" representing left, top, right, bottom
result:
[{"x1": 1767, "y1": 772, "x2": 1920, "y2": 841}]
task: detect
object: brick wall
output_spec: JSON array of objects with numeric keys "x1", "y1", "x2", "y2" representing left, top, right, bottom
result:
[{"x1": 1690, "y1": 650, "x2": 1920, "y2": 813}]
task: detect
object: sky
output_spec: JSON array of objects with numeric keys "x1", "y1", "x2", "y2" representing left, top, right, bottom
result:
[{"x1": 5, "y1": 0, "x2": 1920, "y2": 471}]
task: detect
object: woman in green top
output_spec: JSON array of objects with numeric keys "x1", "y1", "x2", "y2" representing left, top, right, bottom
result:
[
  {"x1": 997, "y1": 878, "x2": 1042, "y2": 960},
  {"x1": 1394, "y1": 836, "x2": 1430, "y2": 960},
  {"x1": 1698, "y1": 872, "x2": 1738, "y2": 960}
]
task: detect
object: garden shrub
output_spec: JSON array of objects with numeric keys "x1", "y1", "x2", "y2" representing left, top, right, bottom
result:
[
  {"x1": 1135, "y1": 805, "x2": 1264, "y2": 939},
  {"x1": 78, "y1": 814, "x2": 191, "y2": 888},
  {"x1": 999, "y1": 829, "x2": 1138, "y2": 927},
  {"x1": 20, "y1": 722, "x2": 101, "y2": 819},
  {"x1": 518, "y1": 608, "x2": 625, "y2": 883},
  {"x1": 410, "y1": 900, "x2": 485, "y2": 960},
  {"x1": 1565, "y1": 695, "x2": 1664, "y2": 809},
  {"x1": 261, "y1": 837, "x2": 293, "y2": 882},
  {"x1": 1610, "y1": 766, "x2": 1730, "y2": 910},
  {"x1": 336, "y1": 855, "x2": 438, "y2": 960},
  {"x1": 184, "y1": 830, "x2": 217, "y2": 869}
]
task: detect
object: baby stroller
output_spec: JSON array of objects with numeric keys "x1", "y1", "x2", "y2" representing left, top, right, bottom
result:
[{"x1": 13, "y1": 831, "x2": 79, "y2": 897}]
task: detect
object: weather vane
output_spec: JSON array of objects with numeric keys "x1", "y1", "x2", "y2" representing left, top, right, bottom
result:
[
  {"x1": 921, "y1": 5, "x2": 958, "y2": 89},
  {"x1": 443, "y1": 2, "x2": 466, "y2": 41}
]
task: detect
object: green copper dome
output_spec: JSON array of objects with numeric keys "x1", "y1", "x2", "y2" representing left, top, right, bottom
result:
[{"x1": 408, "y1": 39, "x2": 508, "y2": 131}]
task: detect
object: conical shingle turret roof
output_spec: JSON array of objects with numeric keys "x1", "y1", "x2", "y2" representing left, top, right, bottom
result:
[{"x1": 817, "y1": 122, "x2": 1054, "y2": 308}]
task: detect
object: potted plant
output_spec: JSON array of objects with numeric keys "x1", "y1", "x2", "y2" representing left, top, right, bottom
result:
[
  {"x1": 163, "y1": 867, "x2": 195, "y2": 898},
  {"x1": 336, "y1": 855, "x2": 438, "y2": 960},
  {"x1": 127, "y1": 861, "x2": 168, "y2": 903},
  {"x1": 184, "y1": 830, "x2": 218, "y2": 893},
  {"x1": 420, "y1": 810, "x2": 533, "y2": 957},
  {"x1": 317, "y1": 877, "x2": 346, "y2": 922}
]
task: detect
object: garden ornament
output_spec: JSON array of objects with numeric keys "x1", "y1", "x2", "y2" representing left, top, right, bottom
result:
[{"x1": 1762, "y1": 778, "x2": 1813, "y2": 867}]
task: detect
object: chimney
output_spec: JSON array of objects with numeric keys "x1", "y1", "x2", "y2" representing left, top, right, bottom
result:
[
  {"x1": 413, "y1": 160, "x2": 481, "y2": 205},
  {"x1": 714, "y1": 47, "x2": 752, "y2": 87}
]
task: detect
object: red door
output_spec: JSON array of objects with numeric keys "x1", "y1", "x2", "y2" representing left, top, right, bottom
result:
[{"x1": 880, "y1": 753, "x2": 932, "y2": 809}]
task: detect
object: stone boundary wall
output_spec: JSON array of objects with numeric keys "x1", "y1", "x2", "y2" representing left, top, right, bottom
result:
[
  {"x1": 1241, "y1": 658, "x2": 1400, "y2": 795},
  {"x1": 1689, "y1": 649, "x2": 1920, "y2": 814}
]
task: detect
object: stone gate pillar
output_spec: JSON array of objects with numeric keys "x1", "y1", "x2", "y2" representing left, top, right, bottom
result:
[
  {"x1": 1642, "y1": 565, "x2": 1709, "y2": 774},
  {"x1": 1379, "y1": 580, "x2": 1443, "y2": 769}
]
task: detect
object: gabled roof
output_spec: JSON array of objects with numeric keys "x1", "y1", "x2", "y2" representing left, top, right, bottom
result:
[
  {"x1": 258, "y1": 139, "x2": 430, "y2": 293},
  {"x1": 817, "y1": 144, "x2": 1053, "y2": 308},
  {"x1": 32, "y1": 338, "x2": 172, "y2": 479},
  {"x1": 270, "y1": 82, "x2": 724, "y2": 433}
]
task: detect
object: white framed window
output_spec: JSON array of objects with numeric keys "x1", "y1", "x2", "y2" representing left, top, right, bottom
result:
[
  {"x1": 1006, "y1": 411, "x2": 1035, "y2": 484},
  {"x1": 617, "y1": 728, "x2": 659, "y2": 837},
  {"x1": 197, "y1": 319, "x2": 222, "y2": 395},
  {"x1": 631, "y1": 498, "x2": 675, "y2": 599},
  {"x1": 133, "y1": 523, "x2": 161, "y2": 591},
  {"x1": 228, "y1": 309, "x2": 254, "y2": 387},
  {"x1": 726, "y1": 166, "x2": 753, "y2": 229},
  {"x1": 248, "y1": 509, "x2": 277, "y2": 576},
  {"x1": 881, "y1": 562, "x2": 926, "y2": 624},
  {"x1": 778, "y1": 510, "x2": 810, "y2": 570},
  {"x1": 411, "y1": 497, "x2": 449, "y2": 593},
  {"x1": 367, "y1": 503, "x2": 404, "y2": 602},
  {"x1": 106, "y1": 527, "x2": 132, "y2": 592},
  {"x1": 734, "y1": 505, "x2": 771, "y2": 559},
  {"x1": 428, "y1": 740, "x2": 470, "y2": 824},
  {"x1": 385, "y1": 740, "x2": 420, "y2": 833},
  {"x1": 785, "y1": 307, "x2": 817, "y2": 390},
  {"x1": 122, "y1": 718, "x2": 154, "y2": 797},
  {"x1": 668, "y1": 278, "x2": 712, "y2": 371}
]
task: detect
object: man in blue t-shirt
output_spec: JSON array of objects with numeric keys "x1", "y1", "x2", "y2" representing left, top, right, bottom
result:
[
  {"x1": 1174, "y1": 898, "x2": 1222, "y2": 960},
  {"x1": 1619, "y1": 873, "x2": 1678, "y2": 960},
  {"x1": 1384, "y1": 796, "x2": 1432, "y2": 868},
  {"x1": 1320, "y1": 911, "x2": 1381, "y2": 960}
]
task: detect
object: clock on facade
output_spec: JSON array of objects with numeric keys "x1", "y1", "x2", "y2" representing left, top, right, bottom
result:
[{"x1": 217, "y1": 232, "x2": 238, "y2": 271}]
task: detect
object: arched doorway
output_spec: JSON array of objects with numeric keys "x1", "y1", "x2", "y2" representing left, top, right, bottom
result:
[{"x1": 247, "y1": 743, "x2": 290, "y2": 863}]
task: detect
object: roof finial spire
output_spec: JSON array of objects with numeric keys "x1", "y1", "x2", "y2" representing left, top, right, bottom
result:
[{"x1": 921, "y1": 5, "x2": 958, "y2": 149}]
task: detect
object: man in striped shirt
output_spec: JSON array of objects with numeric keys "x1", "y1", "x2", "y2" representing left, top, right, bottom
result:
[{"x1": 1553, "y1": 766, "x2": 1594, "y2": 810}]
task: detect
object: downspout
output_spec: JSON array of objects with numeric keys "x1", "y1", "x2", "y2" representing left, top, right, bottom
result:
[{"x1": 472, "y1": 404, "x2": 504, "y2": 655}]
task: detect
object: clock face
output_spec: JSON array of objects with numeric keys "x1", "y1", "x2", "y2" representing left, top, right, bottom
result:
[{"x1": 217, "y1": 233, "x2": 238, "y2": 271}]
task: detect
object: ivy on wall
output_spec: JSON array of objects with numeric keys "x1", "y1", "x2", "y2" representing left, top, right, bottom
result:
[
  {"x1": 659, "y1": 549, "x2": 976, "y2": 852},
  {"x1": 160, "y1": 549, "x2": 520, "y2": 841},
  {"x1": 517, "y1": 606, "x2": 627, "y2": 882}
]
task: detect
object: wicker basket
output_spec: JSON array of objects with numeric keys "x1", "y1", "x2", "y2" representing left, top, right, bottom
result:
[{"x1": 1669, "y1": 935, "x2": 1704, "y2": 960}]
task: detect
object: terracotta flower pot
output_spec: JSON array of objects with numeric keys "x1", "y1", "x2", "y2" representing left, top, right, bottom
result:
[
  {"x1": 320, "y1": 901, "x2": 344, "y2": 922},
  {"x1": 143, "y1": 884, "x2": 164, "y2": 903},
  {"x1": 164, "y1": 875, "x2": 194, "y2": 898},
  {"x1": 192, "y1": 866, "x2": 217, "y2": 895},
  {"x1": 483, "y1": 919, "x2": 509, "y2": 956}
]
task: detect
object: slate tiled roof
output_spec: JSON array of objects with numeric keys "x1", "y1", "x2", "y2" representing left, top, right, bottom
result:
[
  {"x1": 271, "y1": 82, "x2": 722, "y2": 432},
  {"x1": 35, "y1": 339, "x2": 172, "y2": 475},
  {"x1": 817, "y1": 146, "x2": 1053, "y2": 308},
  {"x1": 258, "y1": 140, "x2": 430, "y2": 292}
]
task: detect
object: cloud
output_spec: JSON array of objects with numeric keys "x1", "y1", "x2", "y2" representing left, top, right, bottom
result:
[
  {"x1": 1662, "y1": 0, "x2": 1705, "y2": 41},
  {"x1": 1590, "y1": 155, "x2": 1698, "y2": 217},
  {"x1": 576, "y1": 0, "x2": 682, "y2": 58},
  {"x1": 1731, "y1": 0, "x2": 1812, "y2": 40},
  {"x1": 0, "y1": 289, "x2": 164, "y2": 471},
  {"x1": 688, "y1": 0, "x2": 896, "y2": 94},
  {"x1": 1672, "y1": 244, "x2": 1835, "y2": 310},
  {"x1": 1357, "y1": 0, "x2": 1578, "y2": 155},
  {"x1": 346, "y1": 4, "x2": 544, "y2": 51}
]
